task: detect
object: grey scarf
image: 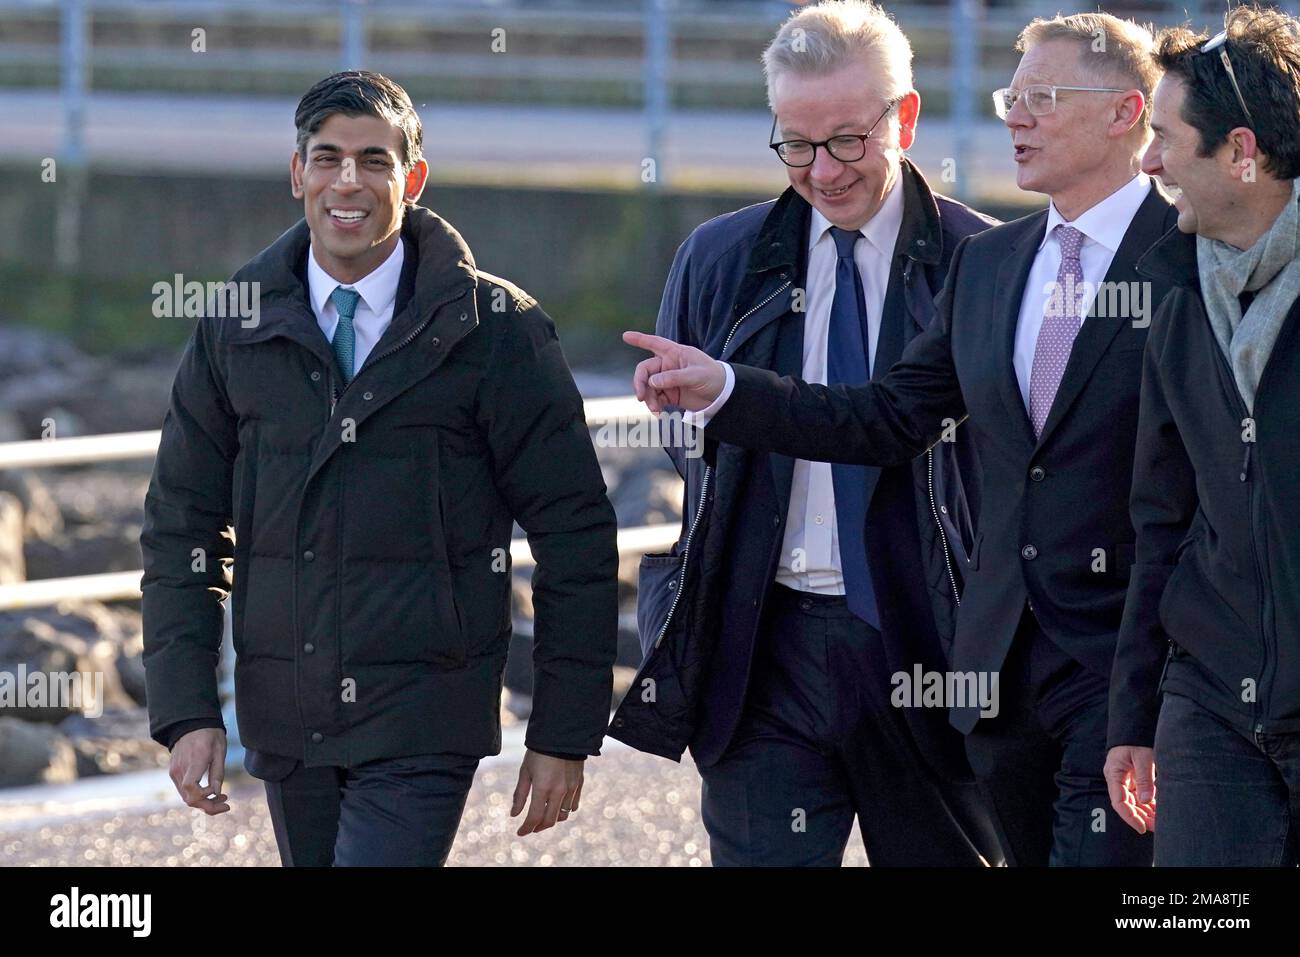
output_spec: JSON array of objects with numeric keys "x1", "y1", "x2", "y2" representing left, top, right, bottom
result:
[{"x1": 1196, "y1": 179, "x2": 1300, "y2": 412}]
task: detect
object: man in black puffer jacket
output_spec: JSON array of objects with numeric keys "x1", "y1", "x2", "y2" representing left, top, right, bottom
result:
[{"x1": 142, "y1": 71, "x2": 618, "y2": 866}]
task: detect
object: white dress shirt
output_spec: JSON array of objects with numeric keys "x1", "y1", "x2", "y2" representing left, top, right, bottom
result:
[
  {"x1": 307, "y1": 237, "x2": 406, "y2": 379},
  {"x1": 1012, "y1": 172, "x2": 1150, "y2": 407},
  {"x1": 689, "y1": 174, "x2": 905, "y2": 593}
]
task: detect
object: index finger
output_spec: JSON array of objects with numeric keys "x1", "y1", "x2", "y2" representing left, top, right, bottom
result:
[{"x1": 623, "y1": 330, "x2": 678, "y2": 357}]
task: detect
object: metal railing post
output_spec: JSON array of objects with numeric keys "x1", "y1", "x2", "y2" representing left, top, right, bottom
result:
[
  {"x1": 56, "y1": 0, "x2": 88, "y2": 270},
  {"x1": 643, "y1": 0, "x2": 671, "y2": 189},
  {"x1": 949, "y1": 0, "x2": 983, "y2": 204},
  {"x1": 341, "y1": 0, "x2": 366, "y2": 71}
]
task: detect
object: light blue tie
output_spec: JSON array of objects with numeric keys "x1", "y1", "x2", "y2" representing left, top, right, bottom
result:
[{"x1": 330, "y1": 286, "x2": 360, "y2": 385}]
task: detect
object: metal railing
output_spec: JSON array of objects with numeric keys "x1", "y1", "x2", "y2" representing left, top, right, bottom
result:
[{"x1": 0, "y1": 393, "x2": 677, "y2": 611}]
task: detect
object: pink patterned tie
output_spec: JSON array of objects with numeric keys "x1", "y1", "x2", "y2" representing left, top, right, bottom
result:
[{"x1": 1029, "y1": 224, "x2": 1085, "y2": 438}]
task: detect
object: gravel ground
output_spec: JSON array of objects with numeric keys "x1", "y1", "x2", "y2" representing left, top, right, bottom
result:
[{"x1": 0, "y1": 748, "x2": 870, "y2": 867}]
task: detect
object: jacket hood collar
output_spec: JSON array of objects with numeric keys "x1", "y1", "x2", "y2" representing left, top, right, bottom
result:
[
  {"x1": 747, "y1": 157, "x2": 941, "y2": 276},
  {"x1": 1136, "y1": 220, "x2": 1201, "y2": 293},
  {"x1": 236, "y1": 204, "x2": 478, "y2": 317}
]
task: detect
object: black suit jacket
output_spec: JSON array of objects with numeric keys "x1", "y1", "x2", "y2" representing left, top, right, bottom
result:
[{"x1": 705, "y1": 183, "x2": 1178, "y2": 733}]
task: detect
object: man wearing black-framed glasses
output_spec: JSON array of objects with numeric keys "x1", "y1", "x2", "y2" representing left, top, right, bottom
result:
[
  {"x1": 610, "y1": 0, "x2": 1002, "y2": 867},
  {"x1": 626, "y1": 12, "x2": 1179, "y2": 867}
]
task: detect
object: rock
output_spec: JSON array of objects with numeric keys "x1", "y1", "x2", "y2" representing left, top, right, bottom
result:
[
  {"x1": 37, "y1": 467, "x2": 149, "y2": 528},
  {"x1": 0, "y1": 324, "x2": 174, "y2": 438},
  {"x1": 605, "y1": 458, "x2": 683, "y2": 529},
  {"x1": 0, "y1": 717, "x2": 78, "y2": 787},
  {"x1": 0, "y1": 325, "x2": 108, "y2": 440},
  {"x1": 23, "y1": 523, "x2": 143, "y2": 580},
  {"x1": 0, "y1": 491, "x2": 24, "y2": 583},
  {"x1": 114, "y1": 628, "x2": 147, "y2": 707},
  {"x1": 0, "y1": 470, "x2": 64, "y2": 541},
  {"x1": 59, "y1": 706, "x2": 168, "y2": 778},
  {"x1": 0, "y1": 602, "x2": 142, "y2": 722}
]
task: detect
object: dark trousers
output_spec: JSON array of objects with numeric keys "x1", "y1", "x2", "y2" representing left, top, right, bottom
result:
[
  {"x1": 1154, "y1": 691, "x2": 1300, "y2": 866},
  {"x1": 257, "y1": 752, "x2": 480, "y2": 866},
  {"x1": 963, "y1": 606, "x2": 1152, "y2": 866},
  {"x1": 698, "y1": 583, "x2": 1002, "y2": 866}
]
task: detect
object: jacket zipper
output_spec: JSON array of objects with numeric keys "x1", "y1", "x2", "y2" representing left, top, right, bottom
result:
[
  {"x1": 325, "y1": 307, "x2": 447, "y2": 421},
  {"x1": 1208, "y1": 339, "x2": 1270, "y2": 732},
  {"x1": 904, "y1": 256, "x2": 959, "y2": 605},
  {"x1": 653, "y1": 277, "x2": 792, "y2": 650},
  {"x1": 926, "y1": 449, "x2": 960, "y2": 607}
]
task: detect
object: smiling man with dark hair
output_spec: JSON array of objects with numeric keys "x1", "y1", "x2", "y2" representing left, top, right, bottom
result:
[
  {"x1": 141, "y1": 71, "x2": 618, "y2": 866},
  {"x1": 1106, "y1": 5, "x2": 1300, "y2": 866}
]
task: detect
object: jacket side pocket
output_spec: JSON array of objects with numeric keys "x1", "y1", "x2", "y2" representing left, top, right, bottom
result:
[{"x1": 635, "y1": 551, "x2": 684, "y2": 662}]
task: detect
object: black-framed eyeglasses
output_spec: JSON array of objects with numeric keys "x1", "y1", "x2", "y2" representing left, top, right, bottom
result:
[
  {"x1": 1201, "y1": 30, "x2": 1255, "y2": 128},
  {"x1": 769, "y1": 98, "x2": 901, "y2": 168}
]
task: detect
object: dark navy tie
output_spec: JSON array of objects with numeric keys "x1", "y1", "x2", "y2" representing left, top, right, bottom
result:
[{"x1": 826, "y1": 226, "x2": 879, "y2": 629}]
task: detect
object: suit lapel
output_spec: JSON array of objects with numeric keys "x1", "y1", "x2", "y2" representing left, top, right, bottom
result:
[
  {"x1": 1035, "y1": 185, "x2": 1171, "y2": 447},
  {"x1": 994, "y1": 212, "x2": 1047, "y2": 451}
]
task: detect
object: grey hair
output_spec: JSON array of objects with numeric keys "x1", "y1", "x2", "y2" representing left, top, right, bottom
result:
[
  {"x1": 1017, "y1": 13, "x2": 1159, "y2": 130},
  {"x1": 761, "y1": 0, "x2": 914, "y2": 110}
]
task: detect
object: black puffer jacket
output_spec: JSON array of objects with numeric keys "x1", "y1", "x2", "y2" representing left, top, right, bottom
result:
[{"x1": 141, "y1": 206, "x2": 618, "y2": 765}]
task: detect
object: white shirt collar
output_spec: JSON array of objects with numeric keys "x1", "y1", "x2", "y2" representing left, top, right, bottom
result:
[
  {"x1": 808, "y1": 170, "x2": 906, "y2": 256},
  {"x1": 307, "y1": 235, "x2": 405, "y2": 318},
  {"x1": 1040, "y1": 172, "x2": 1151, "y2": 254}
]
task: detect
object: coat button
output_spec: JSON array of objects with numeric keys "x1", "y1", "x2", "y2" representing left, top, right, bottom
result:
[
  {"x1": 310, "y1": 371, "x2": 320, "y2": 381},
  {"x1": 612, "y1": 717, "x2": 624, "y2": 728},
  {"x1": 459, "y1": 313, "x2": 468, "y2": 321},
  {"x1": 1021, "y1": 545, "x2": 1038, "y2": 560},
  {"x1": 303, "y1": 549, "x2": 315, "y2": 561},
  {"x1": 303, "y1": 643, "x2": 314, "y2": 654},
  {"x1": 1029, "y1": 466, "x2": 1046, "y2": 482},
  {"x1": 772, "y1": 515, "x2": 780, "y2": 526},
  {"x1": 431, "y1": 337, "x2": 441, "y2": 347},
  {"x1": 311, "y1": 732, "x2": 323, "y2": 743},
  {"x1": 362, "y1": 391, "x2": 373, "y2": 401}
]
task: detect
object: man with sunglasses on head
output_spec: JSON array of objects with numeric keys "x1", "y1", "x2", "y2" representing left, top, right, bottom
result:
[
  {"x1": 1107, "y1": 5, "x2": 1300, "y2": 866},
  {"x1": 609, "y1": 0, "x2": 1001, "y2": 866},
  {"x1": 625, "y1": 12, "x2": 1177, "y2": 866}
]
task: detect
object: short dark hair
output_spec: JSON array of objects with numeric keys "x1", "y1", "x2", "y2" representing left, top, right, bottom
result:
[
  {"x1": 1154, "y1": 5, "x2": 1300, "y2": 179},
  {"x1": 294, "y1": 70, "x2": 424, "y2": 173}
]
